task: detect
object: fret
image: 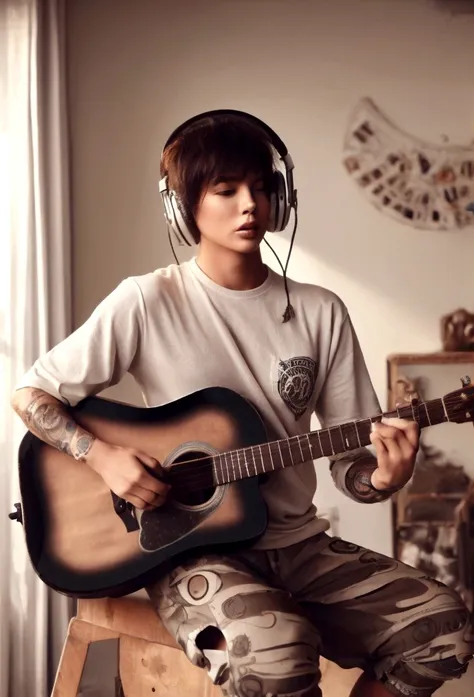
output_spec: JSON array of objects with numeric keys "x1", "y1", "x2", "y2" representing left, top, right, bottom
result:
[
  {"x1": 258, "y1": 445, "x2": 264, "y2": 474},
  {"x1": 441, "y1": 396, "x2": 449, "y2": 422},
  {"x1": 338, "y1": 425, "x2": 346, "y2": 451},
  {"x1": 243, "y1": 450, "x2": 251, "y2": 477},
  {"x1": 225, "y1": 452, "x2": 231, "y2": 482},
  {"x1": 230, "y1": 451, "x2": 236, "y2": 480},
  {"x1": 354, "y1": 421, "x2": 362, "y2": 448},
  {"x1": 316, "y1": 431, "x2": 323, "y2": 456},
  {"x1": 268, "y1": 442, "x2": 275, "y2": 470},
  {"x1": 424, "y1": 403, "x2": 432, "y2": 426},
  {"x1": 276, "y1": 441, "x2": 285, "y2": 468},
  {"x1": 213, "y1": 457, "x2": 219, "y2": 485},
  {"x1": 327, "y1": 428, "x2": 335, "y2": 455},
  {"x1": 301, "y1": 434, "x2": 311, "y2": 461},
  {"x1": 287, "y1": 438, "x2": 296, "y2": 466},
  {"x1": 251, "y1": 446, "x2": 258, "y2": 476},
  {"x1": 219, "y1": 453, "x2": 224, "y2": 482},
  {"x1": 297, "y1": 437, "x2": 304, "y2": 461},
  {"x1": 416, "y1": 407, "x2": 425, "y2": 429},
  {"x1": 236, "y1": 450, "x2": 243, "y2": 479},
  {"x1": 306, "y1": 434, "x2": 314, "y2": 460}
]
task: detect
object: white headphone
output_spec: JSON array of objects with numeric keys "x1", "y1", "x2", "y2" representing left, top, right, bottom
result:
[{"x1": 158, "y1": 109, "x2": 297, "y2": 247}]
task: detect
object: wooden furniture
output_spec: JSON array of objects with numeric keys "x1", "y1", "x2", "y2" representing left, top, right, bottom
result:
[
  {"x1": 50, "y1": 596, "x2": 362, "y2": 697},
  {"x1": 387, "y1": 352, "x2": 474, "y2": 610},
  {"x1": 50, "y1": 596, "x2": 223, "y2": 697}
]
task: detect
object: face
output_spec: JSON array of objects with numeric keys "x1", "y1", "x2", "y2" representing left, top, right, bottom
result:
[{"x1": 194, "y1": 171, "x2": 271, "y2": 253}]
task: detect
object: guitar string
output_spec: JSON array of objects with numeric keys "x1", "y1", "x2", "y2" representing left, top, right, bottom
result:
[
  {"x1": 162, "y1": 397, "x2": 461, "y2": 483},
  {"x1": 165, "y1": 399, "x2": 447, "y2": 475},
  {"x1": 158, "y1": 397, "x2": 466, "y2": 491}
]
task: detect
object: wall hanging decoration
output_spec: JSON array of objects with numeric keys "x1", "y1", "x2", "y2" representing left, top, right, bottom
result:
[
  {"x1": 342, "y1": 97, "x2": 474, "y2": 231},
  {"x1": 441, "y1": 308, "x2": 474, "y2": 352}
]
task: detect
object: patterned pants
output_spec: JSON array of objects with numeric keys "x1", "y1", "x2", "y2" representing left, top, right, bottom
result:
[{"x1": 146, "y1": 533, "x2": 474, "y2": 697}]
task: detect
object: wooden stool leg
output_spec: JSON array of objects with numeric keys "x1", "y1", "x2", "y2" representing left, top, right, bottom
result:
[
  {"x1": 50, "y1": 619, "x2": 90, "y2": 697},
  {"x1": 51, "y1": 618, "x2": 120, "y2": 697}
]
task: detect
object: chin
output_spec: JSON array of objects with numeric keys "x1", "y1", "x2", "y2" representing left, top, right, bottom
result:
[{"x1": 233, "y1": 239, "x2": 263, "y2": 254}]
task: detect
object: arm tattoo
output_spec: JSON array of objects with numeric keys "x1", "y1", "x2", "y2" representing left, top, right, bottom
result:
[
  {"x1": 15, "y1": 389, "x2": 95, "y2": 461},
  {"x1": 345, "y1": 459, "x2": 398, "y2": 503}
]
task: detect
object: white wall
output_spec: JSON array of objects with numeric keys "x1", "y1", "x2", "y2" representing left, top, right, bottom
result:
[{"x1": 67, "y1": 0, "x2": 474, "y2": 557}]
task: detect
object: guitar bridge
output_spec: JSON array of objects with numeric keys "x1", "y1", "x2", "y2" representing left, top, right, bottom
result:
[{"x1": 111, "y1": 492, "x2": 139, "y2": 532}]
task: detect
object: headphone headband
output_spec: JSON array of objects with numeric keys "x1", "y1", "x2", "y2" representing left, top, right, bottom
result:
[{"x1": 162, "y1": 108, "x2": 289, "y2": 161}]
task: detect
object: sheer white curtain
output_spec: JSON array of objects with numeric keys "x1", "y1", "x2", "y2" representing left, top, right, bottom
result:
[{"x1": 0, "y1": 1, "x2": 74, "y2": 695}]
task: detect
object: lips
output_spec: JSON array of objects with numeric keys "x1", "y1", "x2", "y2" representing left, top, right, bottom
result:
[{"x1": 237, "y1": 222, "x2": 258, "y2": 231}]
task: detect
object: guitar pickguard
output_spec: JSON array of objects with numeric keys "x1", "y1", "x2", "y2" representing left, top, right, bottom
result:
[{"x1": 137, "y1": 486, "x2": 225, "y2": 553}]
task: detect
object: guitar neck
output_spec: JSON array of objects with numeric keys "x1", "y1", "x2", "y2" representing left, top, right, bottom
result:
[{"x1": 212, "y1": 397, "x2": 449, "y2": 485}]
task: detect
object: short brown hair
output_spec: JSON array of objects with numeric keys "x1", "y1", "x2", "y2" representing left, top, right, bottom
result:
[{"x1": 161, "y1": 114, "x2": 276, "y2": 242}]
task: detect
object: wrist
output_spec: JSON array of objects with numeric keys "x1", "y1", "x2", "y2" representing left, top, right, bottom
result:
[
  {"x1": 345, "y1": 459, "x2": 393, "y2": 503},
  {"x1": 370, "y1": 470, "x2": 403, "y2": 494},
  {"x1": 80, "y1": 436, "x2": 108, "y2": 470}
]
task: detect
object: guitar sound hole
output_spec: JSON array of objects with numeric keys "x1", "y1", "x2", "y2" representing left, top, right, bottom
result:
[{"x1": 170, "y1": 450, "x2": 216, "y2": 507}]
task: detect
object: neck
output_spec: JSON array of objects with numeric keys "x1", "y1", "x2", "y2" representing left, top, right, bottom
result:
[
  {"x1": 171, "y1": 394, "x2": 455, "y2": 493},
  {"x1": 196, "y1": 247, "x2": 267, "y2": 291}
]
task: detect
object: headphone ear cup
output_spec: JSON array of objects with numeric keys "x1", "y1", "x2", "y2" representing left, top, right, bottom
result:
[
  {"x1": 267, "y1": 171, "x2": 288, "y2": 233},
  {"x1": 170, "y1": 191, "x2": 198, "y2": 246},
  {"x1": 159, "y1": 174, "x2": 197, "y2": 247}
]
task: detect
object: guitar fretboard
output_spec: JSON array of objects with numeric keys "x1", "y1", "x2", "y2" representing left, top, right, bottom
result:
[{"x1": 212, "y1": 397, "x2": 449, "y2": 485}]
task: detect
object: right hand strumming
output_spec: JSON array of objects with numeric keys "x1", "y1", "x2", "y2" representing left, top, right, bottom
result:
[{"x1": 86, "y1": 440, "x2": 170, "y2": 510}]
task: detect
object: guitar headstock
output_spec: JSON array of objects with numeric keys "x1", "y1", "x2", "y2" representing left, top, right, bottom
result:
[{"x1": 444, "y1": 376, "x2": 474, "y2": 424}]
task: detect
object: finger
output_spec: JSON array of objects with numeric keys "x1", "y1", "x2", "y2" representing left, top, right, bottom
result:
[
  {"x1": 370, "y1": 434, "x2": 403, "y2": 488},
  {"x1": 130, "y1": 483, "x2": 168, "y2": 507},
  {"x1": 122, "y1": 492, "x2": 149, "y2": 510},
  {"x1": 373, "y1": 420, "x2": 419, "y2": 448},
  {"x1": 374, "y1": 425, "x2": 413, "y2": 463},
  {"x1": 133, "y1": 449, "x2": 159, "y2": 469},
  {"x1": 372, "y1": 422, "x2": 400, "y2": 440},
  {"x1": 382, "y1": 418, "x2": 419, "y2": 449},
  {"x1": 382, "y1": 416, "x2": 420, "y2": 435},
  {"x1": 370, "y1": 431, "x2": 389, "y2": 463},
  {"x1": 380, "y1": 435, "x2": 404, "y2": 462},
  {"x1": 403, "y1": 423, "x2": 420, "y2": 449},
  {"x1": 138, "y1": 469, "x2": 171, "y2": 496},
  {"x1": 397, "y1": 434, "x2": 418, "y2": 463}
]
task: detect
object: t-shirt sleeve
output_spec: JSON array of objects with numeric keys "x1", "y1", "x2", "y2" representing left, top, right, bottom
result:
[
  {"x1": 15, "y1": 277, "x2": 144, "y2": 406},
  {"x1": 315, "y1": 310, "x2": 381, "y2": 429}
]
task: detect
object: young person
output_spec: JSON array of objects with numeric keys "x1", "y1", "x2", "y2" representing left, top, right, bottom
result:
[{"x1": 12, "y1": 111, "x2": 473, "y2": 697}]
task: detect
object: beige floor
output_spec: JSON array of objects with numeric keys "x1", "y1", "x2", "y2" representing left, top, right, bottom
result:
[{"x1": 320, "y1": 657, "x2": 474, "y2": 697}]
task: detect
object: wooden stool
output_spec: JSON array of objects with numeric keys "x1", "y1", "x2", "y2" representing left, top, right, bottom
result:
[
  {"x1": 51, "y1": 596, "x2": 361, "y2": 697},
  {"x1": 50, "y1": 596, "x2": 223, "y2": 697}
]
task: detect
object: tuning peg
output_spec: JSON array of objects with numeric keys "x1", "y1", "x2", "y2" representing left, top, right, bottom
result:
[{"x1": 460, "y1": 376, "x2": 471, "y2": 387}]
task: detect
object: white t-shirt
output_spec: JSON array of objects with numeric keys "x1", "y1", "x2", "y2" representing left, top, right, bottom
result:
[{"x1": 17, "y1": 259, "x2": 381, "y2": 548}]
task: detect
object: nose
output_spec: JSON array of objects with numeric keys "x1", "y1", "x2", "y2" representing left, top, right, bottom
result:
[{"x1": 242, "y1": 188, "x2": 256, "y2": 214}]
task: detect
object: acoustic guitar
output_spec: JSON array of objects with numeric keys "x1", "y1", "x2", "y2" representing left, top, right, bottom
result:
[{"x1": 10, "y1": 379, "x2": 474, "y2": 599}]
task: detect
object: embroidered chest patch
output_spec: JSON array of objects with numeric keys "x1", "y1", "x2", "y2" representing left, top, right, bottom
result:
[{"x1": 277, "y1": 356, "x2": 317, "y2": 420}]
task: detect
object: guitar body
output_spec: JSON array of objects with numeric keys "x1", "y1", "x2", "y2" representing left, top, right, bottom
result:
[{"x1": 17, "y1": 387, "x2": 268, "y2": 598}]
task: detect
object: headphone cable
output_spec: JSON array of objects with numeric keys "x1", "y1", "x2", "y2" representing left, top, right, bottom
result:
[
  {"x1": 264, "y1": 204, "x2": 298, "y2": 323},
  {"x1": 167, "y1": 208, "x2": 298, "y2": 323}
]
